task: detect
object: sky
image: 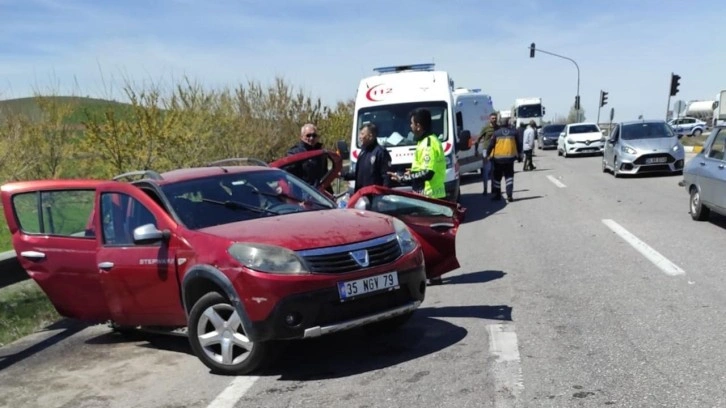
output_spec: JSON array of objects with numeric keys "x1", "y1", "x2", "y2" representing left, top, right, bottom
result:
[{"x1": 1, "y1": 0, "x2": 724, "y2": 122}]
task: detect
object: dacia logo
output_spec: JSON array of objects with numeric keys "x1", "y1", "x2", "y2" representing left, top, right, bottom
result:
[{"x1": 350, "y1": 249, "x2": 369, "y2": 267}]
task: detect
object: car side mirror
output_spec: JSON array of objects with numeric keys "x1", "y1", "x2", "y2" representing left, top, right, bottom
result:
[
  {"x1": 608, "y1": 138, "x2": 616, "y2": 144},
  {"x1": 559, "y1": 132, "x2": 565, "y2": 137},
  {"x1": 133, "y1": 223, "x2": 168, "y2": 244},
  {"x1": 457, "y1": 130, "x2": 472, "y2": 151},
  {"x1": 336, "y1": 140, "x2": 350, "y2": 158}
]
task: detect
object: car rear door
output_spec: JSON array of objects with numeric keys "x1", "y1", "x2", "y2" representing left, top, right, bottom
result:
[
  {"x1": 0, "y1": 180, "x2": 111, "y2": 321},
  {"x1": 699, "y1": 129, "x2": 726, "y2": 210},
  {"x1": 269, "y1": 149, "x2": 343, "y2": 195},
  {"x1": 347, "y1": 185, "x2": 465, "y2": 279},
  {"x1": 94, "y1": 181, "x2": 188, "y2": 327}
]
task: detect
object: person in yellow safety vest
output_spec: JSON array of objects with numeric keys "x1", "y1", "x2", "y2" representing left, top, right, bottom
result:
[
  {"x1": 388, "y1": 108, "x2": 446, "y2": 199},
  {"x1": 486, "y1": 118, "x2": 523, "y2": 202}
]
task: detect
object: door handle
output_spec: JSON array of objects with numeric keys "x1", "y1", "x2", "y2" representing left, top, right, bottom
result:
[
  {"x1": 700, "y1": 162, "x2": 706, "y2": 166},
  {"x1": 20, "y1": 250, "x2": 46, "y2": 260},
  {"x1": 98, "y1": 262, "x2": 114, "y2": 271},
  {"x1": 719, "y1": 164, "x2": 725, "y2": 170},
  {"x1": 430, "y1": 222, "x2": 455, "y2": 231}
]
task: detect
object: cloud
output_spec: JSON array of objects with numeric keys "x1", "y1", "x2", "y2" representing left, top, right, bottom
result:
[{"x1": 0, "y1": 0, "x2": 724, "y2": 121}]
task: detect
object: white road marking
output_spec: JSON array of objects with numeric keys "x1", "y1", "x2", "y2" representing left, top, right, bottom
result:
[
  {"x1": 546, "y1": 175, "x2": 567, "y2": 188},
  {"x1": 207, "y1": 376, "x2": 259, "y2": 408},
  {"x1": 487, "y1": 324, "x2": 524, "y2": 408},
  {"x1": 602, "y1": 219, "x2": 685, "y2": 276}
]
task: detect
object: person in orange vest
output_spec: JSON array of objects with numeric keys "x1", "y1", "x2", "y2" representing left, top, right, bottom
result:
[{"x1": 486, "y1": 118, "x2": 522, "y2": 202}]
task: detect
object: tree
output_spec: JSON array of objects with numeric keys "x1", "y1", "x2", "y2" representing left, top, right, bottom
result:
[{"x1": 567, "y1": 104, "x2": 586, "y2": 123}]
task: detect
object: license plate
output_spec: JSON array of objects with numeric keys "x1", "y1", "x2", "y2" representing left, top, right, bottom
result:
[
  {"x1": 337, "y1": 272, "x2": 399, "y2": 301},
  {"x1": 646, "y1": 157, "x2": 668, "y2": 164}
]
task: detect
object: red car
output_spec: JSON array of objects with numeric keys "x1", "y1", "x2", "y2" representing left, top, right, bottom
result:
[{"x1": 1, "y1": 150, "x2": 464, "y2": 375}]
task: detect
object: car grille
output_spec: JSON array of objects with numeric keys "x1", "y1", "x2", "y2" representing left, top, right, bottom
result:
[
  {"x1": 634, "y1": 153, "x2": 675, "y2": 165},
  {"x1": 638, "y1": 164, "x2": 672, "y2": 173},
  {"x1": 298, "y1": 234, "x2": 402, "y2": 274}
]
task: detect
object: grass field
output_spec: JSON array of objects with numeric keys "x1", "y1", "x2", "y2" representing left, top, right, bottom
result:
[{"x1": 0, "y1": 280, "x2": 58, "y2": 346}]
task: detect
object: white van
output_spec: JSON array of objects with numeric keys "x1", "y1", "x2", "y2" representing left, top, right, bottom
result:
[
  {"x1": 452, "y1": 88, "x2": 496, "y2": 174},
  {"x1": 346, "y1": 63, "x2": 467, "y2": 202}
]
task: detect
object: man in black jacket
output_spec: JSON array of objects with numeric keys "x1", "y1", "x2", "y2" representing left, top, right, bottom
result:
[
  {"x1": 286, "y1": 123, "x2": 329, "y2": 189},
  {"x1": 343, "y1": 123, "x2": 391, "y2": 192}
]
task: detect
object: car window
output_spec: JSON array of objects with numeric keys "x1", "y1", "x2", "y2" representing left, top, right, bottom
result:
[
  {"x1": 621, "y1": 122, "x2": 674, "y2": 140},
  {"x1": 12, "y1": 190, "x2": 95, "y2": 238},
  {"x1": 569, "y1": 124, "x2": 600, "y2": 134},
  {"x1": 101, "y1": 193, "x2": 157, "y2": 246},
  {"x1": 369, "y1": 194, "x2": 454, "y2": 217},
  {"x1": 707, "y1": 130, "x2": 726, "y2": 161},
  {"x1": 610, "y1": 125, "x2": 620, "y2": 140}
]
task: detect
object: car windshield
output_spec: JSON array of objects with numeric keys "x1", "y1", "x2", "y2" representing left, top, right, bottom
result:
[
  {"x1": 516, "y1": 104, "x2": 542, "y2": 118},
  {"x1": 569, "y1": 124, "x2": 600, "y2": 134},
  {"x1": 161, "y1": 169, "x2": 335, "y2": 229},
  {"x1": 543, "y1": 124, "x2": 565, "y2": 133},
  {"x1": 356, "y1": 101, "x2": 448, "y2": 148},
  {"x1": 621, "y1": 122, "x2": 675, "y2": 140}
]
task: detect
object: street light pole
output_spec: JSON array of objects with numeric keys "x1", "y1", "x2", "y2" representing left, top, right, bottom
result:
[{"x1": 529, "y1": 44, "x2": 581, "y2": 122}]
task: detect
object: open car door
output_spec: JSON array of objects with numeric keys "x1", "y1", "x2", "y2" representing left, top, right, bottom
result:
[
  {"x1": 0, "y1": 180, "x2": 112, "y2": 321},
  {"x1": 269, "y1": 149, "x2": 342, "y2": 197},
  {"x1": 347, "y1": 185, "x2": 466, "y2": 279}
]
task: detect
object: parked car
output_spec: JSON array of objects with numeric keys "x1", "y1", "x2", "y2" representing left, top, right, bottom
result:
[
  {"x1": 557, "y1": 123, "x2": 605, "y2": 157},
  {"x1": 668, "y1": 117, "x2": 707, "y2": 137},
  {"x1": 0, "y1": 149, "x2": 464, "y2": 375},
  {"x1": 680, "y1": 126, "x2": 726, "y2": 220},
  {"x1": 602, "y1": 120, "x2": 685, "y2": 177},
  {"x1": 538, "y1": 124, "x2": 566, "y2": 149}
]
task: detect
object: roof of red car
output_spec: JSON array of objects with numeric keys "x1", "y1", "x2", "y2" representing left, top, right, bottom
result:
[{"x1": 154, "y1": 165, "x2": 276, "y2": 185}]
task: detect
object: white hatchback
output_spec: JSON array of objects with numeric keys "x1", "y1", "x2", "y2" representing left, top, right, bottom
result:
[{"x1": 557, "y1": 123, "x2": 605, "y2": 157}]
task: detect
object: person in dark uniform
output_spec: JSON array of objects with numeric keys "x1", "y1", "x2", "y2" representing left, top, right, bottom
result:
[
  {"x1": 286, "y1": 123, "x2": 331, "y2": 193},
  {"x1": 342, "y1": 123, "x2": 392, "y2": 192}
]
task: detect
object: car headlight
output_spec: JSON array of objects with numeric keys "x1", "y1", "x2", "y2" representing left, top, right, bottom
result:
[
  {"x1": 393, "y1": 218, "x2": 418, "y2": 254},
  {"x1": 228, "y1": 243, "x2": 308, "y2": 274},
  {"x1": 622, "y1": 146, "x2": 637, "y2": 155},
  {"x1": 672, "y1": 144, "x2": 681, "y2": 152},
  {"x1": 566, "y1": 138, "x2": 575, "y2": 144}
]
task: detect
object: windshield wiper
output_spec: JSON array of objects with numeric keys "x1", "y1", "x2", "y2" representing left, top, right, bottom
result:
[
  {"x1": 254, "y1": 190, "x2": 332, "y2": 210},
  {"x1": 201, "y1": 198, "x2": 279, "y2": 215}
]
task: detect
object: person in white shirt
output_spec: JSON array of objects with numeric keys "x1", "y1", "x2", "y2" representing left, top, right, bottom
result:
[{"x1": 522, "y1": 120, "x2": 537, "y2": 171}]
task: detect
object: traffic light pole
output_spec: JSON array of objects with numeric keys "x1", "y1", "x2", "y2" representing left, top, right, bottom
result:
[{"x1": 529, "y1": 45, "x2": 581, "y2": 121}]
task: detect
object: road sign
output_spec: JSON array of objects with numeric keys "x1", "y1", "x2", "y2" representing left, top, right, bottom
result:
[
  {"x1": 609, "y1": 107, "x2": 614, "y2": 122},
  {"x1": 673, "y1": 100, "x2": 685, "y2": 116}
]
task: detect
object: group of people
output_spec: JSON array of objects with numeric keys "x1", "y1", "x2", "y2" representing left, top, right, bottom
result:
[
  {"x1": 477, "y1": 114, "x2": 539, "y2": 202},
  {"x1": 286, "y1": 108, "x2": 447, "y2": 200}
]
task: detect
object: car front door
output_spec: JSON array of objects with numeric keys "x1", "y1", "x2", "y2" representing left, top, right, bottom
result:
[
  {"x1": 347, "y1": 185, "x2": 465, "y2": 279},
  {"x1": 699, "y1": 129, "x2": 726, "y2": 211},
  {"x1": 95, "y1": 182, "x2": 187, "y2": 327},
  {"x1": 269, "y1": 149, "x2": 343, "y2": 196},
  {"x1": 558, "y1": 129, "x2": 567, "y2": 153},
  {"x1": 605, "y1": 125, "x2": 619, "y2": 167},
  {"x1": 0, "y1": 180, "x2": 111, "y2": 321}
]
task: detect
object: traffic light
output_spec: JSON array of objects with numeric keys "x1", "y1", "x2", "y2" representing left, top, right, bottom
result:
[
  {"x1": 574, "y1": 95, "x2": 580, "y2": 110},
  {"x1": 600, "y1": 90, "x2": 609, "y2": 107},
  {"x1": 529, "y1": 43, "x2": 535, "y2": 58},
  {"x1": 670, "y1": 73, "x2": 681, "y2": 96}
]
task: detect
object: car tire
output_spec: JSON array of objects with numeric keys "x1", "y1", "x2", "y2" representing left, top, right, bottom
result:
[
  {"x1": 693, "y1": 129, "x2": 703, "y2": 137},
  {"x1": 690, "y1": 188, "x2": 710, "y2": 221},
  {"x1": 557, "y1": 148, "x2": 562, "y2": 156},
  {"x1": 563, "y1": 149, "x2": 568, "y2": 158},
  {"x1": 188, "y1": 292, "x2": 273, "y2": 375},
  {"x1": 365, "y1": 311, "x2": 414, "y2": 334}
]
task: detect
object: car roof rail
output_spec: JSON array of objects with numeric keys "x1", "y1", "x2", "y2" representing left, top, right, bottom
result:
[
  {"x1": 112, "y1": 170, "x2": 164, "y2": 182},
  {"x1": 205, "y1": 158, "x2": 269, "y2": 167}
]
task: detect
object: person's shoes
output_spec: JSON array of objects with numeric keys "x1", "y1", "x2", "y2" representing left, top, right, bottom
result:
[
  {"x1": 507, "y1": 195, "x2": 514, "y2": 202},
  {"x1": 482, "y1": 190, "x2": 488, "y2": 196},
  {"x1": 531, "y1": 166, "x2": 537, "y2": 170},
  {"x1": 428, "y1": 277, "x2": 443, "y2": 286},
  {"x1": 492, "y1": 194, "x2": 502, "y2": 201}
]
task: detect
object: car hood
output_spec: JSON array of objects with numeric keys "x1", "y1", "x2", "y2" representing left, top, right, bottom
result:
[
  {"x1": 623, "y1": 137, "x2": 679, "y2": 152},
  {"x1": 568, "y1": 131, "x2": 603, "y2": 142},
  {"x1": 198, "y1": 209, "x2": 395, "y2": 251},
  {"x1": 542, "y1": 132, "x2": 562, "y2": 138}
]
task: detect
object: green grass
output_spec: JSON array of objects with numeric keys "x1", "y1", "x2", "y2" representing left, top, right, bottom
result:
[
  {"x1": 0, "y1": 280, "x2": 59, "y2": 346},
  {"x1": 680, "y1": 134, "x2": 708, "y2": 147}
]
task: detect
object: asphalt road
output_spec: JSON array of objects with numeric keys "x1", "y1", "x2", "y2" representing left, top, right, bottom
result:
[{"x1": 2, "y1": 149, "x2": 725, "y2": 408}]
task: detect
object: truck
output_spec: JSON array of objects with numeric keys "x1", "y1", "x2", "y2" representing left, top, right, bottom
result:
[
  {"x1": 452, "y1": 87, "x2": 496, "y2": 174},
  {"x1": 345, "y1": 63, "x2": 470, "y2": 202},
  {"x1": 713, "y1": 90, "x2": 726, "y2": 127},
  {"x1": 512, "y1": 97, "x2": 545, "y2": 128}
]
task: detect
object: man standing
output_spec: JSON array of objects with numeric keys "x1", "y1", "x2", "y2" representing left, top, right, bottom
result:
[
  {"x1": 486, "y1": 118, "x2": 522, "y2": 202},
  {"x1": 476, "y1": 112, "x2": 499, "y2": 195},
  {"x1": 286, "y1": 123, "x2": 328, "y2": 189},
  {"x1": 389, "y1": 108, "x2": 446, "y2": 199},
  {"x1": 342, "y1": 123, "x2": 392, "y2": 192},
  {"x1": 522, "y1": 120, "x2": 537, "y2": 171}
]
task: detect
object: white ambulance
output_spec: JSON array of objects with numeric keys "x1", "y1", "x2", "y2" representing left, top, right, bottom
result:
[
  {"x1": 452, "y1": 88, "x2": 496, "y2": 174},
  {"x1": 347, "y1": 63, "x2": 467, "y2": 202}
]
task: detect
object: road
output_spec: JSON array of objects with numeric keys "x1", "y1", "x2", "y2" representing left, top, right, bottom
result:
[{"x1": 2, "y1": 149, "x2": 726, "y2": 408}]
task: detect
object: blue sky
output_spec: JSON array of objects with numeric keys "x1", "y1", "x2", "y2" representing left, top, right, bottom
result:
[{"x1": 1, "y1": 0, "x2": 724, "y2": 122}]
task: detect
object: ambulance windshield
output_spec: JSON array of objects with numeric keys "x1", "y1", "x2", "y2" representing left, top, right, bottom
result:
[{"x1": 356, "y1": 101, "x2": 448, "y2": 148}]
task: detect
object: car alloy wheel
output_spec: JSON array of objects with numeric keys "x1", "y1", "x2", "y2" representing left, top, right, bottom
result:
[
  {"x1": 188, "y1": 292, "x2": 272, "y2": 375},
  {"x1": 693, "y1": 129, "x2": 703, "y2": 137},
  {"x1": 690, "y1": 188, "x2": 710, "y2": 221}
]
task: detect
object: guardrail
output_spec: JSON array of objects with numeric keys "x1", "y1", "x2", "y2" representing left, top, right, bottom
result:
[{"x1": 0, "y1": 250, "x2": 29, "y2": 289}]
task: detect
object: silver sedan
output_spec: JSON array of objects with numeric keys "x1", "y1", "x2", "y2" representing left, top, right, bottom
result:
[
  {"x1": 680, "y1": 126, "x2": 726, "y2": 221},
  {"x1": 602, "y1": 120, "x2": 685, "y2": 177}
]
